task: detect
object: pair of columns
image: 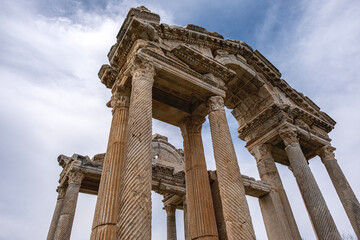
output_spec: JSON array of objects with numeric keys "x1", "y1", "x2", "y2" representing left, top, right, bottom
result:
[
  {"x1": 252, "y1": 126, "x2": 359, "y2": 240},
  {"x1": 47, "y1": 171, "x2": 85, "y2": 240},
  {"x1": 180, "y1": 95, "x2": 256, "y2": 240},
  {"x1": 90, "y1": 56, "x2": 256, "y2": 239}
]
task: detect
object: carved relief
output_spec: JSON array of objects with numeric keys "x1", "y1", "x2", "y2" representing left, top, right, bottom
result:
[
  {"x1": 130, "y1": 55, "x2": 156, "y2": 80},
  {"x1": 250, "y1": 144, "x2": 272, "y2": 162},
  {"x1": 317, "y1": 145, "x2": 336, "y2": 161},
  {"x1": 68, "y1": 171, "x2": 85, "y2": 184},
  {"x1": 180, "y1": 115, "x2": 206, "y2": 136},
  {"x1": 279, "y1": 126, "x2": 299, "y2": 146},
  {"x1": 207, "y1": 96, "x2": 224, "y2": 112}
]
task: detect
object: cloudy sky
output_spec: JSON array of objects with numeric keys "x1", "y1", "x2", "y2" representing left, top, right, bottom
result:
[{"x1": 1, "y1": 0, "x2": 360, "y2": 239}]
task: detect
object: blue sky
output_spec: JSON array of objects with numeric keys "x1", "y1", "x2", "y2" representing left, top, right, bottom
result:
[{"x1": 0, "y1": 0, "x2": 360, "y2": 239}]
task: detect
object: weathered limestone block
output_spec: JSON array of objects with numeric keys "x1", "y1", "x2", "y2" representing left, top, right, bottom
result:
[
  {"x1": 207, "y1": 96, "x2": 255, "y2": 240},
  {"x1": 317, "y1": 145, "x2": 360, "y2": 239},
  {"x1": 165, "y1": 205, "x2": 177, "y2": 240},
  {"x1": 251, "y1": 144, "x2": 301, "y2": 240},
  {"x1": 47, "y1": 186, "x2": 66, "y2": 240},
  {"x1": 180, "y1": 115, "x2": 218, "y2": 240},
  {"x1": 54, "y1": 171, "x2": 85, "y2": 240},
  {"x1": 91, "y1": 88, "x2": 130, "y2": 240},
  {"x1": 279, "y1": 127, "x2": 341, "y2": 240},
  {"x1": 117, "y1": 57, "x2": 155, "y2": 240}
]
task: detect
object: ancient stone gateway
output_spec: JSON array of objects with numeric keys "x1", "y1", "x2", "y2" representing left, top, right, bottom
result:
[{"x1": 47, "y1": 6, "x2": 360, "y2": 240}]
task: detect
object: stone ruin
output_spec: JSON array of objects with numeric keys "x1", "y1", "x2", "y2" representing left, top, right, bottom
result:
[{"x1": 47, "y1": 6, "x2": 360, "y2": 240}]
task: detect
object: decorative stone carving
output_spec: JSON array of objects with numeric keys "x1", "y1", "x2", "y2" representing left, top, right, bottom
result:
[
  {"x1": 207, "y1": 96, "x2": 224, "y2": 112},
  {"x1": 279, "y1": 126, "x2": 299, "y2": 146},
  {"x1": 68, "y1": 171, "x2": 85, "y2": 184},
  {"x1": 57, "y1": 186, "x2": 66, "y2": 200},
  {"x1": 179, "y1": 115, "x2": 206, "y2": 136},
  {"x1": 317, "y1": 145, "x2": 336, "y2": 162},
  {"x1": 130, "y1": 55, "x2": 156, "y2": 80}
]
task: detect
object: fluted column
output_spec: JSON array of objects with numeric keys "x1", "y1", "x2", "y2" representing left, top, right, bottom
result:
[
  {"x1": 207, "y1": 96, "x2": 255, "y2": 240},
  {"x1": 91, "y1": 88, "x2": 130, "y2": 240},
  {"x1": 317, "y1": 145, "x2": 360, "y2": 238},
  {"x1": 183, "y1": 196, "x2": 189, "y2": 240},
  {"x1": 47, "y1": 186, "x2": 66, "y2": 240},
  {"x1": 251, "y1": 144, "x2": 301, "y2": 240},
  {"x1": 117, "y1": 57, "x2": 155, "y2": 240},
  {"x1": 279, "y1": 127, "x2": 341, "y2": 240},
  {"x1": 54, "y1": 171, "x2": 85, "y2": 240},
  {"x1": 165, "y1": 205, "x2": 177, "y2": 240},
  {"x1": 180, "y1": 115, "x2": 218, "y2": 240}
]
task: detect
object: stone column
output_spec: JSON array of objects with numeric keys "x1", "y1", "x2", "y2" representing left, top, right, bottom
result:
[
  {"x1": 207, "y1": 96, "x2": 255, "y2": 240},
  {"x1": 91, "y1": 88, "x2": 130, "y2": 240},
  {"x1": 183, "y1": 196, "x2": 189, "y2": 240},
  {"x1": 117, "y1": 57, "x2": 155, "y2": 240},
  {"x1": 317, "y1": 145, "x2": 360, "y2": 238},
  {"x1": 54, "y1": 171, "x2": 85, "y2": 240},
  {"x1": 279, "y1": 127, "x2": 341, "y2": 240},
  {"x1": 180, "y1": 115, "x2": 218, "y2": 240},
  {"x1": 165, "y1": 205, "x2": 177, "y2": 240},
  {"x1": 251, "y1": 144, "x2": 301, "y2": 240},
  {"x1": 47, "y1": 186, "x2": 66, "y2": 240}
]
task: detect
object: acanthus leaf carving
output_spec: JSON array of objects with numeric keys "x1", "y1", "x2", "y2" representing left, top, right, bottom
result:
[
  {"x1": 207, "y1": 96, "x2": 224, "y2": 112},
  {"x1": 279, "y1": 126, "x2": 299, "y2": 146},
  {"x1": 317, "y1": 145, "x2": 336, "y2": 162}
]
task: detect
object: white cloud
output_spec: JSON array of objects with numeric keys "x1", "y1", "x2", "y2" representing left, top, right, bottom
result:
[{"x1": 1, "y1": 0, "x2": 359, "y2": 239}]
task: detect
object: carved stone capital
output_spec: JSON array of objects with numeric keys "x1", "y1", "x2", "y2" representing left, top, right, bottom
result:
[
  {"x1": 317, "y1": 145, "x2": 336, "y2": 162},
  {"x1": 56, "y1": 186, "x2": 67, "y2": 200},
  {"x1": 180, "y1": 115, "x2": 206, "y2": 136},
  {"x1": 279, "y1": 126, "x2": 299, "y2": 146},
  {"x1": 130, "y1": 55, "x2": 156, "y2": 81},
  {"x1": 250, "y1": 144, "x2": 272, "y2": 162},
  {"x1": 68, "y1": 171, "x2": 85, "y2": 185},
  {"x1": 164, "y1": 205, "x2": 176, "y2": 216},
  {"x1": 207, "y1": 96, "x2": 224, "y2": 112}
]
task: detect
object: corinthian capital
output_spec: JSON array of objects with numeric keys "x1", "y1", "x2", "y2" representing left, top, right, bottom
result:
[
  {"x1": 68, "y1": 171, "x2": 85, "y2": 185},
  {"x1": 279, "y1": 126, "x2": 299, "y2": 146},
  {"x1": 108, "y1": 87, "x2": 130, "y2": 109},
  {"x1": 57, "y1": 186, "x2": 67, "y2": 200},
  {"x1": 180, "y1": 115, "x2": 206, "y2": 136},
  {"x1": 130, "y1": 55, "x2": 155, "y2": 80},
  {"x1": 207, "y1": 96, "x2": 224, "y2": 112},
  {"x1": 317, "y1": 145, "x2": 336, "y2": 162},
  {"x1": 250, "y1": 144, "x2": 272, "y2": 162}
]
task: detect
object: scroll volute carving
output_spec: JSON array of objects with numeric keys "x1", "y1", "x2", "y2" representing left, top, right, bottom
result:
[
  {"x1": 130, "y1": 55, "x2": 156, "y2": 80},
  {"x1": 207, "y1": 96, "x2": 224, "y2": 112},
  {"x1": 317, "y1": 145, "x2": 336, "y2": 162},
  {"x1": 279, "y1": 126, "x2": 299, "y2": 146},
  {"x1": 180, "y1": 115, "x2": 206, "y2": 136},
  {"x1": 250, "y1": 144, "x2": 272, "y2": 162}
]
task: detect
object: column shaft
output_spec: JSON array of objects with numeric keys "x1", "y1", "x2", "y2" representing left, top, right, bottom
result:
[
  {"x1": 117, "y1": 58, "x2": 154, "y2": 240},
  {"x1": 181, "y1": 115, "x2": 218, "y2": 240},
  {"x1": 318, "y1": 146, "x2": 360, "y2": 238},
  {"x1": 207, "y1": 96, "x2": 255, "y2": 240},
  {"x1": 47, "y1": 187, "x2": 66, "y2": 240},
  {"x1": 183, "y1": 197, "x2": 189, "y2": 240},
  {"x1": 165, "y1": 206, "x2": 177, "y2": 240},
  {"x1": 280, "y1": 128, "x2": 341, "y2": 240},
  {"x1": 252, "y1": 144, "x2": 301, "y2": 240},
  {"x1": 54, "y1": 171, "x2": 84, "y2": 240},
  {"x1": 91, "y1": 91, "x2": 130, "y2": 240}
]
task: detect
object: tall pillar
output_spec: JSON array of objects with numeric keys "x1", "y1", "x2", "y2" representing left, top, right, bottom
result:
[
  {"x1": 180, "y1": 115, "x2": 218, "y2": 240},
  {"x1": 117, "y1": 57, "x2": 155, "y2": 240},
  {"x1": 317, "y1": 145, "x2": 360, "y2": 238},
  {"x1": 91, "y1": 88, "x2": 130, "y2": 240},
  {"x1": 207, "y1": 96, "x2": 255, "y2": 240},
  {"x1": 183, "y1": 196, "x2": 189, "y2": 240},
  {"x1": 279, "y1": 127, "x2": 341, "y2": 240},
  {"x1": 54, "y1": 171, "x2": 85, "y2": 240},
  {"x1": 47, "y1": 186, "x2": 66, "y2": 240},
  {"x1": 251, "y1": 144, "x2": 301, "y2": 240},
  {"x1": 165, "y1": 205, "x2": 177, "y2": 240}
]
